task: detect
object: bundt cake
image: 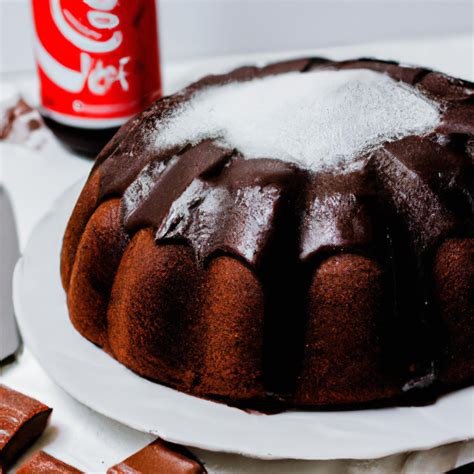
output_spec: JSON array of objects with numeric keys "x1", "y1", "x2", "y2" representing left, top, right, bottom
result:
[{"x1": 61, "y1": 58, "x2": 473, "y2": 409}]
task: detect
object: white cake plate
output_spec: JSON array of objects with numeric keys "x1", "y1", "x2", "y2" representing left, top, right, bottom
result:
[{"x1": 13, "y1": 178, "x2": 474, "y2": 460}]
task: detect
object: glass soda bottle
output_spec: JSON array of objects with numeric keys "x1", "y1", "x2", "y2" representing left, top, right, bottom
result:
[{"x1": 31, "y1": 0, "x2": 162, "y2": 157}]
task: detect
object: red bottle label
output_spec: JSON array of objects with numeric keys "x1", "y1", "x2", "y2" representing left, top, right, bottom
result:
[{"x1": 31, "y1": 0, "x2": 162, "y2": 128}]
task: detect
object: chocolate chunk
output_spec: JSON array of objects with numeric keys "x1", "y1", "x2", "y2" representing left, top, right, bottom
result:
[
  {"x1": 0, "y1": 97, "x2": 43, "y2": 142},
  {"x1": 107, "y1": 439, "x2": 206, "y2": 474},
  {"x1": 0, "y1": 385, "x2": 52, "y2": 470},
  {"x1": 17, "y1": 450, "x2": 82, "y2": 473}
]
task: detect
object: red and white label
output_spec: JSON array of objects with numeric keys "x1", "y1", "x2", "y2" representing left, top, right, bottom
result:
[{"x1": 32, "y1": 0, "x2": 162, "y2": 128}]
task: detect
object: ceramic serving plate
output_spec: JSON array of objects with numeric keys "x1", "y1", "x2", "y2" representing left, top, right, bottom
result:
[{"x1": 13, "y1": 178, "x2": 474, "y2": 460}]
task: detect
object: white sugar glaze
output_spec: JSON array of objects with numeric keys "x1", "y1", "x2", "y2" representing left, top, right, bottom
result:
[{"x1": 155, "y1": 69, "x2": 440, "y2": 171}]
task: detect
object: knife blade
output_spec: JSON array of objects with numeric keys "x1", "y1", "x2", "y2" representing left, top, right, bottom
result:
[{"x1": 0, "y1": 184, "x2": 21, "y2": 360}]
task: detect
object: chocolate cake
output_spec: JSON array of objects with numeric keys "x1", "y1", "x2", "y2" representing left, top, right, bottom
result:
[{"x1": 61, "y1": 58, "x2": 473, "y2": 409}]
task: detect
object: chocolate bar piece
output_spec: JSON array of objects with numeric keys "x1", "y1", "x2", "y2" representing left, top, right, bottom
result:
[
  {"x1": 17, "y1": 450, "x2": 82, "y2": 473},
  {"x1": 0, "y1": 97, "x2": 43, "y2": 142},
  {"x1": 107, "y1": 438, "x2": 206, "y2": 474},
  {"x1": 0, "y1": 385, "x2": 52, "y2": 470}
]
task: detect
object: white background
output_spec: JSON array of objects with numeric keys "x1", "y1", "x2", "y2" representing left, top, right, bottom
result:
[{"x1": 1, "y1": 0, "x2": 473, "y2": 74}]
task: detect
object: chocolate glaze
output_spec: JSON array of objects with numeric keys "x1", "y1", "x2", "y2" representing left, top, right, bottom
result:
[
  {"x1": 0, "y1": 385, "x2": 52, "y2": 470},
  {"x1": 300, "y1": 169, "x2": 377, "y2": 260},
  {"x1": 87, "y1": 58, "x2": 473, "y2": 405}
]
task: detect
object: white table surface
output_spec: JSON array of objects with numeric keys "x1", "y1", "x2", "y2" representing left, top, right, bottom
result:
[{"x1": 1, "y1": 35, "x2": 473, "y2": 473}]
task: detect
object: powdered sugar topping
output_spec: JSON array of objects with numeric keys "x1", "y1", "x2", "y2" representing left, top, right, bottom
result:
[{"x1": 154, "y1": 69, "x2": 440, "y2": 171}]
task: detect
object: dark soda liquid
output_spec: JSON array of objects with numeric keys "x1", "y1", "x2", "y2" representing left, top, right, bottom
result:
[{"x1": 43, "y1": 116, "x2": 119, "y2": 159}]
